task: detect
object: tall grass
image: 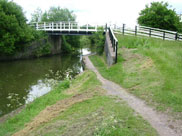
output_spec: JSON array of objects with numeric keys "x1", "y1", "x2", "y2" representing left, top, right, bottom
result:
[
  {"x1": 117, "y1": 35, "x2": 182, "y2": 112},
  {"x1": 91, "y1": 34, "x2": 182, "y2": 113}
]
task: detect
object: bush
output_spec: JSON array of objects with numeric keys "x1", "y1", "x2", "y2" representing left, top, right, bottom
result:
[{"x1": 89, "y1": 27, "x2": 105, "y2": 55}]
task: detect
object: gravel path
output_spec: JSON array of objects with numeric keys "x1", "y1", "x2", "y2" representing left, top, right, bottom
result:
[{"x1": 83, "y1": 55, "x2": 180, "y2": 136}]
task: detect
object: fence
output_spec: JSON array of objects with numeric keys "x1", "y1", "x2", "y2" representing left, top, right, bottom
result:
[
  {"x1": 108, "y1": 27, "x2": 118, "y2": 63},
  {"x1": 113, "y1": 24, "x2": 182, "y2": 41}
]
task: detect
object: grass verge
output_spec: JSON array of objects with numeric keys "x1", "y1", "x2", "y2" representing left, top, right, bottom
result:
[
  {"x1": 90, "y1": 34, "x2": 182, "y2": 114},
  {"x1": 0, "y1": 70, "x2": 158, "y2": 136},
  {"x1": 29, "y1": 71, "x2": 158, "y2": 136}
]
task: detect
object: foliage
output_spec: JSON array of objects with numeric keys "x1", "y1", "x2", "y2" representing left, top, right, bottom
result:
[
  {"x1": 34, "y1": 41, "x2": 51, "y2": 57},
  {"x1": 31, "y1": 8, "x2": 43, "y2": 22},
  {"x1": 0, "y1": 0, "x2": 45, "y2": 55},
  {"x1": 41, "y1": 7, "x2": 75, "y2": 22},
  {"x1": 137, "y1": 1, "x2": 182, "y2": 32},
  {"x1": 79, "y1": 35, "x2": 91, "y2": 48},
  {"x1": 89, "y1": 27, "x2": 105, "y2": 55},
  {"x1": 61, "y1": 35, "x2": 72, "y2": 53},
  {"x1": 32, "y1": 7, "x2": 80, "y2": 53}
]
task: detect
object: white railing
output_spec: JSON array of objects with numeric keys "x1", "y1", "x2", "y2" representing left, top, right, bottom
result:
[
  {"x1": 112, "y1": 24, "x2": 182, "y2": 41},
  {"x1": 31, "y1": 22, "x2": 98, "y2": 33}
]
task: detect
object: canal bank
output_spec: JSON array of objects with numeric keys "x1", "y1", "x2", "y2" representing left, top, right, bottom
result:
[
  {"x1": 0, "y1": 48, "x2": 92, "y2": 117},
  {"x1": 0, "y1": 70, "x2": 158, "y2": 136}
]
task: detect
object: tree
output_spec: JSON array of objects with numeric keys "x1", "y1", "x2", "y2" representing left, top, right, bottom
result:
[
  {"x1": 41, "y1": 7, "x2": 76, "y2": 22},
  {"x1": 137, "y1": 1, "x2": 182, "y2": 32},
  {"x1": 0, "y1": 0, "x2": 34, "y2": 55},
  {"x1": 33, "y1": 7, "x2": 80, "y2": 53},
  {"x1": 31, "y1": 8, "x2": 43, "y2": 22},
  {"x1": 89, "y1": 27, "x2": 105, "y2": 55}
]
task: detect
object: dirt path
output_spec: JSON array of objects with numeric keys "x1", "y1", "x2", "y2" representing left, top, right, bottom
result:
[{"x1": 84, "y1": 56, "x2": 180, "y2": 136}]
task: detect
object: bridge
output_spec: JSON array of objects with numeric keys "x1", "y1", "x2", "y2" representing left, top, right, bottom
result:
[
  {"x1": 31, "y1": 21, "x2": 118, "y2": 65},
  {"x1": 31, "y1": 22, "x2": 98, "y2": 35}
]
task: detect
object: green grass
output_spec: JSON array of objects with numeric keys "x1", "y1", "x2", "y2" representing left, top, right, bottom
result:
[
  {"x1": 29, "y1": 71, "x2": 157, "y2": 136},
  {"x1": 89, "y1": 54, "x2": 125, "y2": 86},
  {"x1": 90, "y1": 35, "x2": 182, "y2": 113},
  {"x1": 0, "y1": 70, "x2": 101, "y2": 136},
  {"x1": 0, "y1": 70, "x2": 158, "y2": 136},
  {"x1": 35, "y1": 96, "x2": 157, "y2": 136}
]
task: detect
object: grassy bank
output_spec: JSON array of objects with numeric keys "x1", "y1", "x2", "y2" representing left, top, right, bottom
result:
[
  {"x1": 0, "y1": 70, "x2": 157, "y2": 136},
  {"x1": 0, "y1": 80, "x2": 70, "y2": 136},
  {"x1": 90, "y1": 35, "x2": 182, "y2": 114}
]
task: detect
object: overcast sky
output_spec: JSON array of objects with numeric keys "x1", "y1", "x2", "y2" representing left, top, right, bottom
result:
[{"x1": 13, "y1": 0, "x2": 182, "y2": 27}]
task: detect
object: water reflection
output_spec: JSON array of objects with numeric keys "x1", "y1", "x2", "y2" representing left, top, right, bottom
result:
[
  {"x1": 0, "y1": 51, "x2": 89, "y2": 117},
  {"x1": 26, "y1": 80, "x2": 52, "y2": 103}
]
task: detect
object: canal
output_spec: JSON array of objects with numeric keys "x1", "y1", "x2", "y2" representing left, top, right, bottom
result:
[{"x1": 0, "y1": 49, "x2": 91, "y2": 117}]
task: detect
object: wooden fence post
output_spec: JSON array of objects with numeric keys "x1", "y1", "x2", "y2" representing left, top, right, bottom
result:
[
  {"x1": 163, "y1": 31, "x2": 165, "y2": 40},
  {"x1": 175, "y1": 33, "x2": 178, "y2": 40},
  {"x1": 135, "y1": 26, "x2": 137, "y2": 36},
  {"x1": 149, "y1": 28, "x2": 151, "y2": 37},
  {"x1": 122, "y1": 24, "x2": 125, "y2": 35}
]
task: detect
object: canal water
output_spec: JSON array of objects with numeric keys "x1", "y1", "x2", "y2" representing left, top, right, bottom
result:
[{"x1": 0, "y1": 48, "x2": 92, "y2": 117}]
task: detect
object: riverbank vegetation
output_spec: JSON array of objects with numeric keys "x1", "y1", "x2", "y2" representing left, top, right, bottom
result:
[
  {"x1": 0, "y1": 0, "x2": 45, "y2": 55},
  {"x1": 90, "y1": 34, "x2": 182, "y2": 117},
  {"x1": 0, "y1": 70, "x2": 157, "y2": 136},
  {"x1": 79, "y1": 28, "x2": 105, "y2": 55}
]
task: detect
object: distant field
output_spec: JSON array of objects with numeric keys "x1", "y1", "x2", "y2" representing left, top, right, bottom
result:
[{"x1": 90, "y1": 34, "x2": 182, "y2": 115}]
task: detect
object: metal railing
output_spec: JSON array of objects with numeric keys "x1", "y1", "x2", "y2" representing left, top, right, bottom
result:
[{"x1": 108, "y1": 27, "x2": 118, "y2": 63}]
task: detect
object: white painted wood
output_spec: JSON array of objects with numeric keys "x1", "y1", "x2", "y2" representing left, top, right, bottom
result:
[
  {"x1": 44, "y1": 22, "x2": 46, "y2": 29},
  {"x1": 32, "y1": 22, "x2": 97, "y2": 34},
  {"x1": 60, "y1": 22, "x2": 62, "y2": 32}
]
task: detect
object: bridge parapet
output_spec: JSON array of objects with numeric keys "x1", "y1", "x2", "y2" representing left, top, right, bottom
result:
[
  {"x1": 104, "y1": 27, "x2": 118, "y2": 65},
  {"x1": 30, "y1": 22, "x2": 98, "y2": 35}
]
